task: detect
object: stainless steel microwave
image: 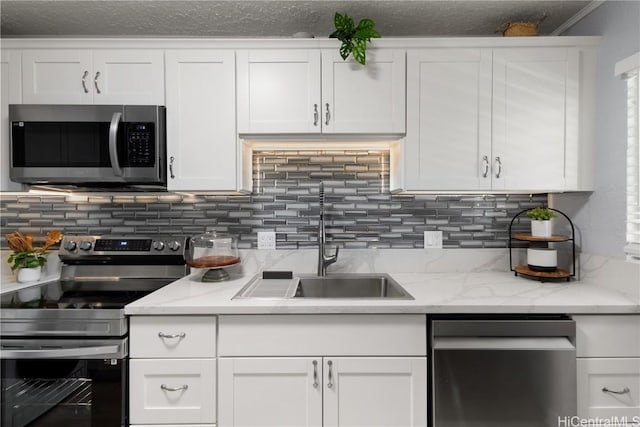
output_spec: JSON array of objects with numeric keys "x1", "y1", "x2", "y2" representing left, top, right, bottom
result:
[{"x1": 9, "y1": 104, "x2": 166, "y2": 189}]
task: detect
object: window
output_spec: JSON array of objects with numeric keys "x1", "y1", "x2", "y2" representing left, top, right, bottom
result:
[{"x1": 616, "y1": 53, "x2": 640, "y2": 262}]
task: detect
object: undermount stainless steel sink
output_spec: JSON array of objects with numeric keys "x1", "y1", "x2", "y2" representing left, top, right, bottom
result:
[{"x1": 293, "y1": 274, "x2": 413, "y2": 299}]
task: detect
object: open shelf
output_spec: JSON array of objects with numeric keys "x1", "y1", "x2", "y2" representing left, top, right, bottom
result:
[
  {"x1": 512, "y1": 233, "x2": 571, "y2": 242},
  {"x1": 508, "y1": 208, "x2": 576, "y2": 282},
  {"x1": 514, "y1": 265, "x2": 571, "y2": 280}
]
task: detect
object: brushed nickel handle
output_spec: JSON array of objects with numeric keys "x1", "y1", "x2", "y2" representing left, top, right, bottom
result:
[
  {"x1": 327, "y1": 360, "x2": 333, "y2": 389},
  {"x1": 161, "y1": 384, "x2": 188, "y2": 392},
  {"x1": 495, "y1": 156, "x2": 503, "y2": 179},
  {"x1": 325, "y1": 103, "x2": 330, "y2": 126},
  {"x1": 313, "y1": 104, "x2": 319, "y2": 126},
  {"x1": 81, "y1": 71, "x2": 90, "y2": 93},
  {"x1": 169, "y1": 156, "x2": 175, "y2": 179},
  {"x1": 94, "y1": 71, "x2": 101, "y2": 94},
  {"x1": 312, "y1": 360, "x2": 319, "y2": 388},
  {"x1": 482, "y1": 155, "x2": 489, "y2": 178},
  {"x1": 158, "y1": 332, "x2": 186, "y2": 339},
  {"x1": 602, "y1": 387, "x2": 630, "y2": 395}
]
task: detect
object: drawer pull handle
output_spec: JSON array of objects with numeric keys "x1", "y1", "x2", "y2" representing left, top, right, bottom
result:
[
  {"x1": 161, "y1": 384, "x2": 188, "y2": 392},
  {"x1": 327, "y1": 360, "x2": 333, "y2": 389},
  {"x1": 313, "y1": 104, "x2": 319, "y2": 126},
  {"x1": 158, "y1": 332, "x2": 186, "y2": 339},
  {"x1": 602, "y1": 387, "x2": 630, "y2": 395}
]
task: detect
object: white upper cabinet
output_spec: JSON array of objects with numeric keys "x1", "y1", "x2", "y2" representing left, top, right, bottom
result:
[
  {"x1": 1, "y1": 50, "x2": 23, "y2": 191},
  {"x1": 237, "y1": 49, "x2": 321, "y2": 134},
  {"x1": 321, "y1": 49, "x2": 406, "y2": 134},
  {"x1": 165, "y1": 50, "x2": 237, "y2": 191},
  {"x1": 237, "y1": 48, "x2": 406, "y2": 134},
  {"x1": 405, "y1": 48, "x2": 492, "y2": 191},
  {"x1": 405, "y1": 45, "x2": 580, "y2": 192},
  {"x1": 22, "y1": 49, "x2": 164, "y2": 104},
  {"x1": 492, "y1": 47, "x2": 578, "y2": 192}
]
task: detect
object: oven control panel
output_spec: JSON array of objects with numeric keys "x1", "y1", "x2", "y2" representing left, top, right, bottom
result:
[{"x1": 59, "y1": 235, "x2": 188, "y2": 260}]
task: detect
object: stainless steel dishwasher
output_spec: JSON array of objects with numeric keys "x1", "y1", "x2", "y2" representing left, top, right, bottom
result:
[{"x1": 431, "y1": 315, "x2": 576, "y2": 427}]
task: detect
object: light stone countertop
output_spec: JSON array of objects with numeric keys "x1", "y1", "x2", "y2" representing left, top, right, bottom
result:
[{"x1": 124, "y1": 249, "x2": 640, "y2": 315}]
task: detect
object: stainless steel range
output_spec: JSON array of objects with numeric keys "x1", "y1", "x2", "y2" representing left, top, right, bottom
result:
[{"x1": 0, "y1": 234, "x2": 188, "y2": 427}]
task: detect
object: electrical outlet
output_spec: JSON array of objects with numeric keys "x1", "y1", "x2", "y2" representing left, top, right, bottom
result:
[
  {"x1": 257, "y1": 232, "x2": 276, "y2": 250},
  {"x1": 424, "y1": 231, "x2": 443, "y2": 249}
]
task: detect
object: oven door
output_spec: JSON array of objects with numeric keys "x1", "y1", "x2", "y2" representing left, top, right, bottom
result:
[{"x1": 0, "y1": 338, "x2": 127, "y2": 427}]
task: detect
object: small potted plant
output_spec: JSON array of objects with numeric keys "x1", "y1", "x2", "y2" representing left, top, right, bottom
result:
[
  {"x1": 526, "y1": 207, "x2": 556, "y2": 238},
  {"x1": 6, "y1": 230, "x2": 63, "y2": 283},
  {"x1": 329, "y1": 12, "x2": 380, "y2": 65}
]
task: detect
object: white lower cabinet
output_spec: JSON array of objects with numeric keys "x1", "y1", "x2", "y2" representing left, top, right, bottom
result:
[
  {"x1": 130, "y1": 359, "x2": 216, "y2": 425},
  {"x1": 218, "y1": 356, "x2": 426, "y2": 427},
  {"x1": 129, "y1": 315, "x2": 217, "y2": 426},
  {"x1": 573, "y1": 315, "x2": 640, "y2": 426},
  {"x1": 219, "y1": 357, "x2": 322, "y2": 427},
  {"x1": 217, "y1": 314, "x2": 428, "y2": 427}
]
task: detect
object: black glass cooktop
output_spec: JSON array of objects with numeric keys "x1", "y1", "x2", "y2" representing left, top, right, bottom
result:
[{"x1": 1, "y1": 281, "x2": 152, "y2": 310}]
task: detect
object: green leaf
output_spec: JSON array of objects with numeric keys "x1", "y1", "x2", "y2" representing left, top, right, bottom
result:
[
  {"x1": 334, "y1": 12, "x2": 354, "y2": 32},
  {"x1": 352, "y1": 39, "x2": 367, "y2": 65},
  {"x1": 339, "y1": 41, "x2": 352, "y2": 60}
]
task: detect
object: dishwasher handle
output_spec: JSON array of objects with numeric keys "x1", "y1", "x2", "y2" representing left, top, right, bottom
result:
[{"x1": 434, "y1": 336, "x2": 575, "y2": 351}]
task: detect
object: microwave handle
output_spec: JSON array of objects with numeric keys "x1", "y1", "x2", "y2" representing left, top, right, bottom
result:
[{"x1": 109, "y1": 112, "x2": 123, "y2": 177}]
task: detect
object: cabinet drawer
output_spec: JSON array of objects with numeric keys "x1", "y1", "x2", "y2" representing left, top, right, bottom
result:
[
  {"x1": 218, "y1": 314, "x2": 427, "y2": 357},
  {"x1": 577, "y1": 358, "x2": 640, "y2": 419},
  {"x1": 130, "y1": 359, "x2": 216, "y2": 424},
  {"x1": 574, "y1": 315, "x2": 640, "y2": 357},
  {"x1": 130, "y1": 316, "x2": 216, "y2": 358}
]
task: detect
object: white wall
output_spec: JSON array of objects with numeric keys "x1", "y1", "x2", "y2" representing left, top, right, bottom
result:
[{"x1": 552, "y1": 0, "x2": 640, "y2": 258}]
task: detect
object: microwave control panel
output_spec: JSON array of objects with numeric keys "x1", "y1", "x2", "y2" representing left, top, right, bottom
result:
[{"x1": 125, "y1": 123, "x2": 155, "y2": 167}]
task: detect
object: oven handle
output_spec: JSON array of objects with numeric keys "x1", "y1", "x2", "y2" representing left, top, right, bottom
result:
[
  {"x1": 109, "y1": 111, "x2": 124, "y2": 177},
  {"x1": 1, "y1": 344, "x2": 122, "y2": 359}
]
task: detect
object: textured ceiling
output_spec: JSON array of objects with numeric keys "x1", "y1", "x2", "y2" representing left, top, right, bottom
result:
[{"x1": 0, "y1": 0, "x2": 593, "y2": 38}]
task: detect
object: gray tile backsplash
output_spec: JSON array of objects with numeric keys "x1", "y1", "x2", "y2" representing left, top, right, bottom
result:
[{"x1": 0, "y1": 150, "x2": 546, "y2": 249}]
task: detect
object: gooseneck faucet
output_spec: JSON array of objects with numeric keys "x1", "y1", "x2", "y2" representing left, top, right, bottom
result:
[{"x1": 317, "y1": 182, "x2": 339, "y2": 276}]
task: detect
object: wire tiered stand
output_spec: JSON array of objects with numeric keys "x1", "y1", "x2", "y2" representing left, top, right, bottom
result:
[{"x1": 508, "y1": 208, "x2": 576, "y2": 282}]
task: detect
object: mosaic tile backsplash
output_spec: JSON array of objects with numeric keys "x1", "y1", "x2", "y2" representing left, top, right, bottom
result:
[{"x1": 0, "y1": 150, "x2": 547, "y2": 249}]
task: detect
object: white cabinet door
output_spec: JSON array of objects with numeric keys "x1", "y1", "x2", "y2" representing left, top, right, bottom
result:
[
  {"x1": 22, "y1": 49, "x2": 93, "y2": 104},
  {"x1": 165, "y1": 50, "x2": 236, "y2": 191},
  {"x1": 130, "y1": 358, "x2": 216, "y2": 425},
  {"x1": 92, "y1": 49, "x2": 164, "y2": 104},
  {"x1": 22, "y1": 49, "x2": 164, "y2": 105},
  {"x1": 405, "y1": 48, "x2": 492, "y2": 190},
  {"x1": 321, "y1": 49, "x2": 405, "y2": 134},
  {"x1": 492, "y1": 47, "x2": 578, "y2": 191},
  {"x1": 218, "y1": 357, "x2": 322, "y2": 427},
  {"x1": 237, "y1": 49, "x2": 321, "y2": 134},
  {"x1": 323, "y1": 357, "x2": 427, "y2": 427},
  {"x1": 1, "y1": 49, "x2": 23, "y2": 191}
]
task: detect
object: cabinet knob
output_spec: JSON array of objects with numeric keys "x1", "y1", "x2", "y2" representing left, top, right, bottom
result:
[
  {"x1": 94, "y1": 71, "x2": 101, "y2": 94},
  {"x1": 81, "y1": 71, "x2": 89, "y2": 93},
  {"x1": 169, "y1": 156, "x2": 175, "y2": 179},
  {"x1": 495, "y1": 156, "x2": 503, "y2": 179},
  {"x1": 602, "y1": 387, "x2": 630, "y2": 395}
]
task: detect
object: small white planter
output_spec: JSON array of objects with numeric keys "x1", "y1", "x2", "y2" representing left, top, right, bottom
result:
[
  {"x1": 531, "y1": 220, "x2": 553, "y2": 238},
  {"x1": 527, "y1": 248, "x2": 557, "y2": 272},
  {"x1": 16, "y1": 266, "x2": 42, "y2": 283}
]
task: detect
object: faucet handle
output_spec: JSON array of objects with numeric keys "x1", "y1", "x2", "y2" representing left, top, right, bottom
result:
[{"x1": 326, "y1": 246, "x2": 339, "y2": 263}]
